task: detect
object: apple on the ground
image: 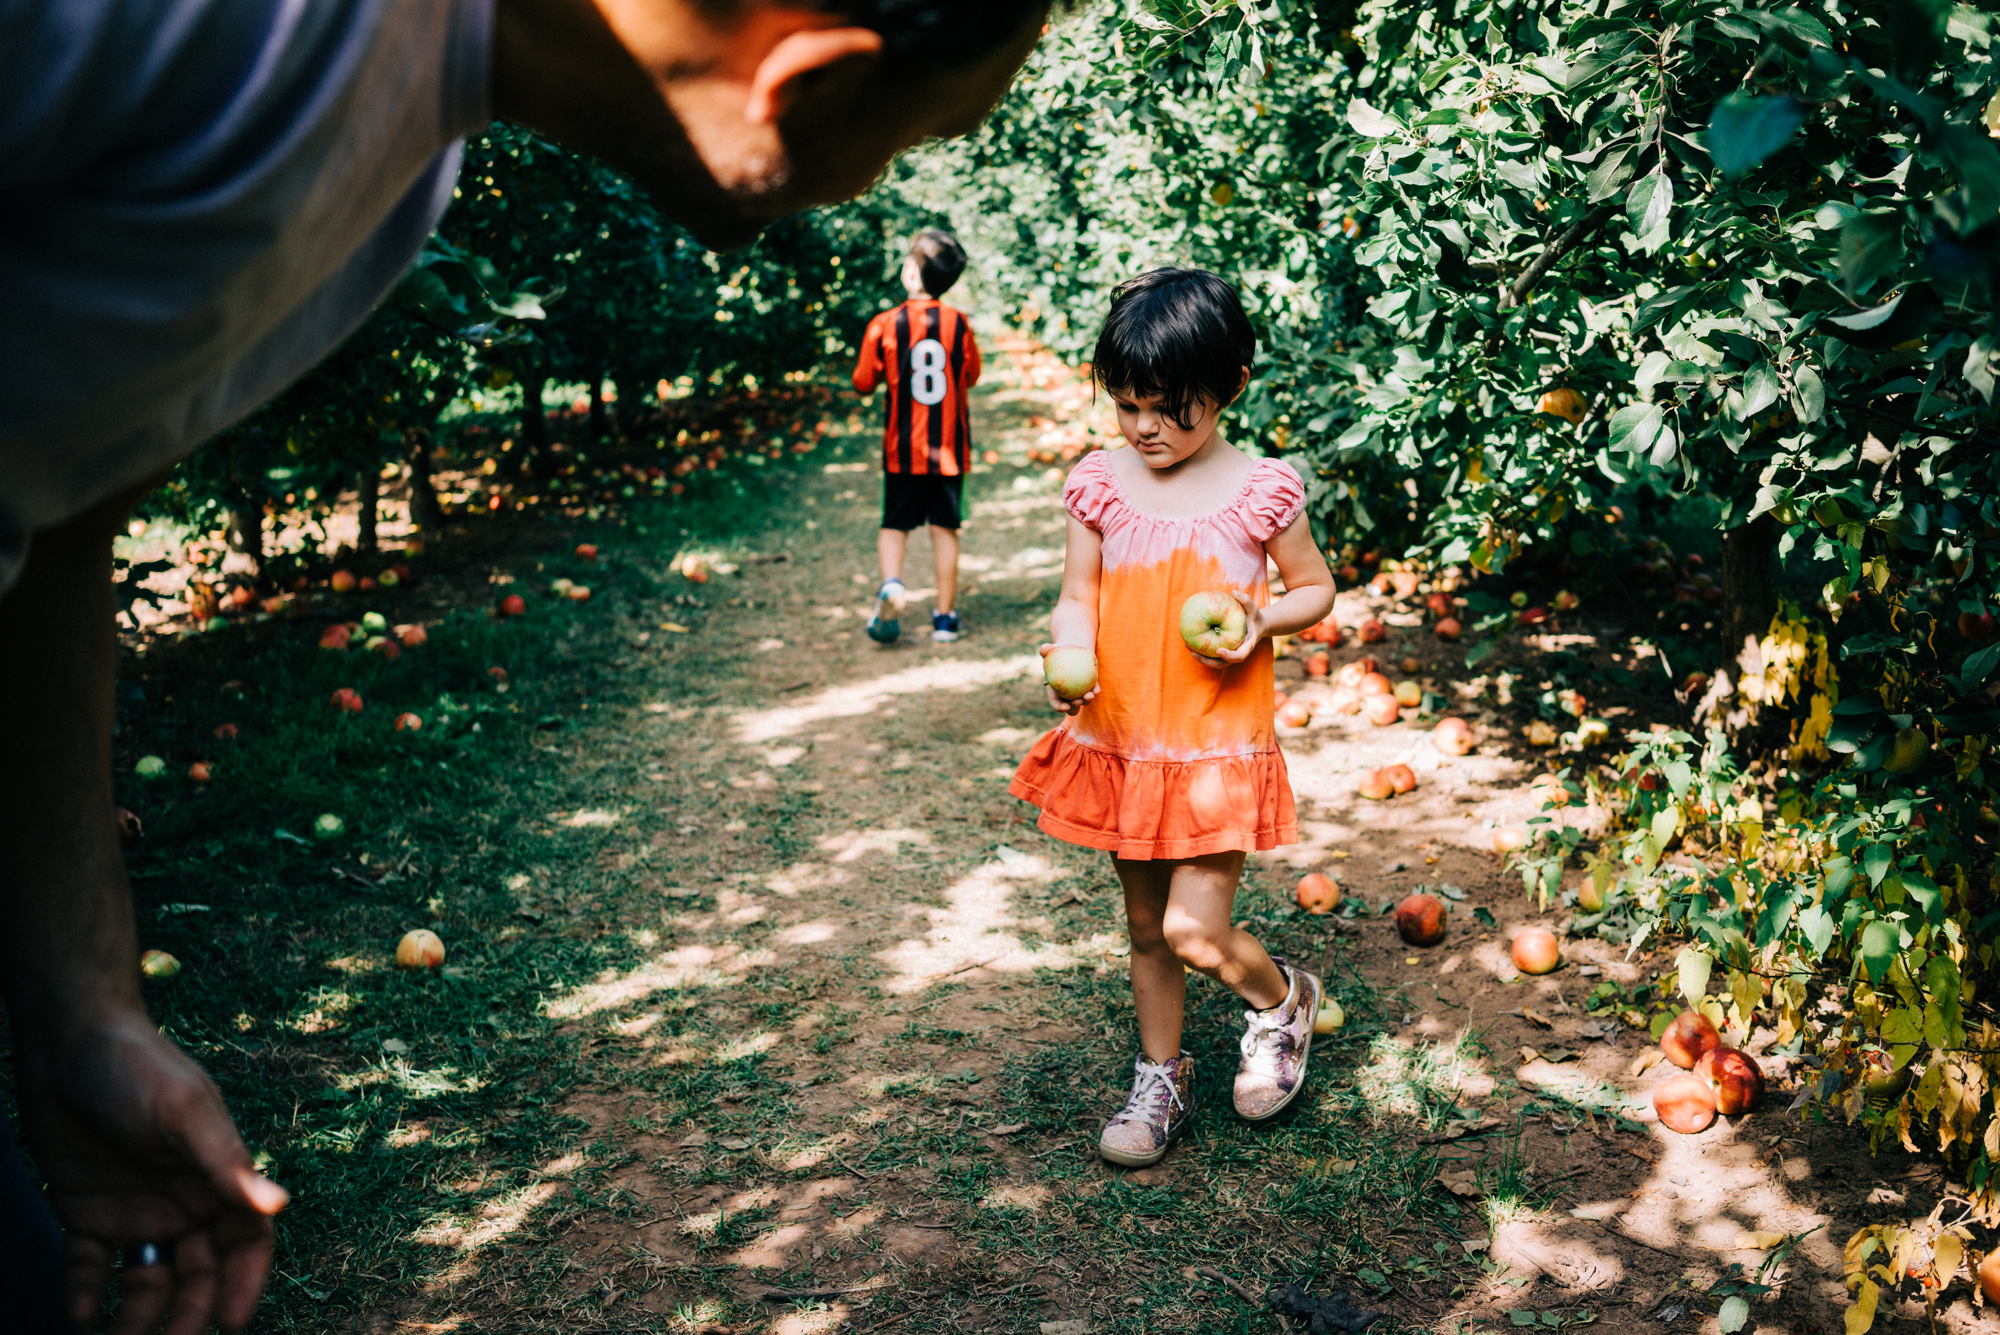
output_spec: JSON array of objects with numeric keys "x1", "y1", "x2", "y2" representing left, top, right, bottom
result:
[
  {"x1": 1510, "y1": 927, "x2": 1560, "y2": 974},
  {"x1": 396, "y1": 928, "x2": 446, "y2": 969},
  {"x1": 1395, "y1": 893, "x2": 1447, "y2": 946}
]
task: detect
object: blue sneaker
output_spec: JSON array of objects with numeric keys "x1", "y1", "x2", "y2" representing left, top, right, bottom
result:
[
  {"x1": 866, "y1": 580, "x2": 905, "y2": 643},
  {"x1": 931, "y1": 610, "x2": 962, "y2": 643}
]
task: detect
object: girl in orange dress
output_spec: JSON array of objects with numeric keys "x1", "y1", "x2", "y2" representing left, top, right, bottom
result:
[{"x1": 1010, "y1": 268, "x2": 1337, "y2": 1168}]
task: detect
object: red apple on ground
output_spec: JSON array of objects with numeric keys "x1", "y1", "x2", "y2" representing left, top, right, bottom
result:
[
  {"x1": 1306, "y1": 651, "x2": 1330, "y2": 678},
  {"x1": 1273, "y1": 689, "x2": 1289, "y2": 711},
  {"x1": 1357, "y1": 769, "x2": 1394, "y2": 800},
  {"x1": 1694, "y1": 1046, "x2": 1764, "y2": 1114},
  {"x1": 319, "y1": 624, "x2": 352, "y2": 650},
  {"x1": 188, "y1": 762, "x2": 212, "y2": 784},
  {"x1": 1395, "y1": 893, "x2": 1448, "y2": 946},
  {"x1": 1492, "y1": 827, "x2": 1526, "y2": 853},
  {"x1": 1434, "y1": 617, "x2": 1462, "y2": 641},
  {"x1": 1426, "y1": 592, "x2": 1452, "y2": 618},
  {"x1": 358, "y1": 576, "x2": 377, "y2": 593},
  {"x1": 330, "y1": 570, "x2": 357, "y2": 593},
  {"x1": 1044, "y1": 646, "x2": 1100, "y2": 701},
  {"x1": 1295, "y1": 873, "x2": 1342, "y2": 915},
  {"x1": 1510, "y1": 927, "x2": 1561, "y2": 975},
  {"x1": 1368, "y1": 573, "x2": 1393, "y2": 597},
  {"x1": 214, "y1": 723, "x2": 239, "y2": 740},
  {"x1": 567, "y1": 584, "x2": 592, "y2": 602},
  {"x1": 1333, "y1": 661, "x2": 1369, "y2": 689},
  {"x1": 394, "y1": 712, "x2": 423, "y2": 732},
  {"x1": 1654, "y1": 1072, "x2": 1718, "y2": 1133},
  {"x1": 1359, "y1": 671, "x2": 1393, "y2": 696},
  {"x1": 399, "y1": 625, "x2": 427, "y2": 648},
  {"x1": 1359, "y1": 618, "x2": 1387, "y2": 643},
  {"x1": 1661, "y1": 1011, "x2": 1722, "y2": 1069},
  {"x1": 488, "y1": 666, "x2": 509, "y2": 686},
  {"x1": 1390, "y1": 571, "x2": 1420, "y2": 598},
  {"x1": 330, "y1": 688, "x2": 363, "y2": 714},
  {"x1": 577, "y1": 543, "x2": 599, "y2": 561},
  {"x1": 1384, "y1": 763, "x2": 1416, "y2": 794},
  {"x1": 1519, "y1": 605, "x2": 1549, "y2": 626},
  {"x1": 396, "y1": 928, "x2": 446, "y2": 969},
  {"x1": 1980, "y1": 1248, "x2": 2000, "y2": 1304},
  {"x1": 1278, "y1": 701, "x2": 1313, "y2": 728},
  {"x1": 1434, "y1": 718, "x2": 1475, "y2": 755},
  {"x1": 1364, "y1": 694, "x2": 1401, "y2": 726},
  {"x1": 375, "y1": 639, "x2": 401, "y2": 661},
  {"x1": 1180, "y1": 591, "x2": 1248, "y2": 657},
  {"x1": 499, "y1": 593, "x2": 527, "y2": 617}
]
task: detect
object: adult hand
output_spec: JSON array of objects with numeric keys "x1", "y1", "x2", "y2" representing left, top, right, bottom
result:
[
  {"x1": 1191, "y1": 592, "x2": 1264, "y2": 669},
  {"x1": 1038, "y1": 642, "x2": 1100, "y2": 716},
  {"x1": 13, "y1": 1009, "x2": 288, "y2": 1335}
]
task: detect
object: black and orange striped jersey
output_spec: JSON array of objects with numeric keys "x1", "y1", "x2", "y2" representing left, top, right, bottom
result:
[{"x1": 852, "y1": 298, "x2": 982, "y2": 476}]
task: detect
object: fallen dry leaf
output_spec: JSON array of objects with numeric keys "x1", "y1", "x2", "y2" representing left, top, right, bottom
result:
[
  {"x1": 678, "y1": 1131, "x2": 709, "y2": 1148},
  {"x1": 1040, "y1": 1323, "x2": 1089, "y2": 1335},
  {"x1": 1437, "y1": 1170, "x2": 1483, "y2": 1198},
  {"x1": 1418, "y1": 1118, "x2": 1504, "y2": 1143},
  {"x1": 1625, "y1": 1144, "x2": 1655, "y2": 1164},
  {"x1": 1629, "y1": 1048, "x2": 1665, "y2": 1077},
  {"x1": 988, "y1": 1122, "x2": 1028, "y2": 1136},
  {"x1": 1729, "y1": 1231, "x2": 1787, "y2": 1250},
  {"x1": 715, "y1": 1137, "x2": 751, "y2": 1151},
  {"x1": 1519, "y1": 1046, "x2": 1542, "y2": 1064},
  {"x1": 1521, "y1": 1006, "x2": 1554, "y2": 1028}
]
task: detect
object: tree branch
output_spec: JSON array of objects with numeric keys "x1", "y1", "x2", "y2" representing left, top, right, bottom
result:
[{"x1": 1500, "y1": 204, "x2": 1619, "y2": 309}]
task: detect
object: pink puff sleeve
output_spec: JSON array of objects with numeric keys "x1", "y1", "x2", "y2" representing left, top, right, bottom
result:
[
  {"x1": 1239, "y1": 459, "x2": 1307, "y2": 543},
  {"x1": 1062, "y1": 450, "x2": 1121, "y2": 532}
]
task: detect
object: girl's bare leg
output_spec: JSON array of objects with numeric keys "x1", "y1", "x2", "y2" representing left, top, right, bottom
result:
[{"x1": 1117, "y1": 851, "x2": 1286, "y2": 1064}]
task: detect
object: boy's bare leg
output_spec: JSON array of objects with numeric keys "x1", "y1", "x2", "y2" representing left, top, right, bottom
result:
[
  {"x1": 876, "y1": 528, "x2": 907, "y2": 590},
  {"x1": 1116, "y1": 857, "x2": 1183, "y2": 1063},
  {"x1": 929, "y1": 524, "x2": 958, "y2": 614}
]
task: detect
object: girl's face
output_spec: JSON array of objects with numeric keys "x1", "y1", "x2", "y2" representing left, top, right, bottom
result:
[{"x1": 1109, "y1": 387, "x2": 1227, "y2": 470}]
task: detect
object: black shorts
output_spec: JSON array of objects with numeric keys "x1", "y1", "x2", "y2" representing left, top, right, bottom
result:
[{"x1": 882, "y1": 472, "x2": 964, "y2": 531}]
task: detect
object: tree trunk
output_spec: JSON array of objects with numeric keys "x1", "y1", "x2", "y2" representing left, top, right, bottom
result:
[
  {"x1": 512, "y1": 367, "x2": 548, "y2": 476},
  {"x1": 357, "y1": 466, "x2": 379, "y2": 553},
  {"x1": 407, "y1": 437, "x2": 444, "y2": 530},
  {"x1": 588, "y1": 370, "x2": 611, "y2": 440},
  {"x1": 1721, "y1": 514, "x2": 1776, "y2": 679}
]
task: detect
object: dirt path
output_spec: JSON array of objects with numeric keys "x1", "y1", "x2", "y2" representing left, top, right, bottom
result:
[{"x1": 360, "y1": 345, "x2": 1983, "y2": 1335}]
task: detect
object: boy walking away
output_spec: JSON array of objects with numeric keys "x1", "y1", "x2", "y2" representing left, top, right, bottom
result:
[{"x1": 853, "y1": 230, "x2": 982, "y2": 644}]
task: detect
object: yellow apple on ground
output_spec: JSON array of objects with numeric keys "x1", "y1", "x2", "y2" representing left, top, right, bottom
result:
[
  {"x1": 1179, "y1": 591, "x2": 1247, "y2": 657},
  {"x1": 1313, "y1": 998, "x2": 1346, "y2": 1035},
  {"x1": 140, "y1": 949, "x2": 181, "y2": 979},
  {"x1": 1393, "y1": 680, "x2": 1423, "y2": 707},
  {"x1": 397, "y1": 929, "x2": 446, "y2": 969},
  {"x1": 1044, "y1": 646, "x2": 1100, "y2": 701}
]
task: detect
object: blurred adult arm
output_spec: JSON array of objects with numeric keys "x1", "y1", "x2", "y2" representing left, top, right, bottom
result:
[{"x1": 0, "y1": 482, "x2": 288, "y2": 1335}]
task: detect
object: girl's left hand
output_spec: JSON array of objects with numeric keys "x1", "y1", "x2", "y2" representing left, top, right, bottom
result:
[{"x1": 1191, "y1": 592, "x2": 1264, "y2": 669}]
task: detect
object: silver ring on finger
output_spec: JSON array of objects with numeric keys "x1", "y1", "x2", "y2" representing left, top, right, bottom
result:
[{"x1": 121, "y1": 1242, "x2": 172, "y2": 1268}]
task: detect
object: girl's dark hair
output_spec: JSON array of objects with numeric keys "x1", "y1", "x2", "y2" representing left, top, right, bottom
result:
[{"x1": 1092, "y1": 267, "x2": 1255, "y2": 430}]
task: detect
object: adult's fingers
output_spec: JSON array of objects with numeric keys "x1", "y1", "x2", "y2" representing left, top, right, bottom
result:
[
  {"x1": 157, "y1": 1068, "x2": 288, "y2": 1220},
  {"x1": 161, "y1": 1229, "x2": 220, "y2": 1335},
  {"x1": 214, "y1": 1191, "x2": 279, "y2": 1331},
  {"x1": 66, "y1": 1234, "x2": 114, "y2": 1326},
  {"x1": 107, "y1": 1250, "x2": 175, "y2": 1335}
]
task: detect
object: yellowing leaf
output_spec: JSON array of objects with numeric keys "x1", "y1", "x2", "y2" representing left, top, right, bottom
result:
[
  {"x1": 1678, "y1": 947, "x2": 1713, "y2": 1003},
  {"x1": 1932, "y1": 1232, "x2": 1962, "y2": 1284},
  {"x1": 1734, "y1": 1230, "x2": 1787, "y2": 1249},
  {"x1": 1845, "y1": 1278, "x2": 1878, "y2": 1335}
]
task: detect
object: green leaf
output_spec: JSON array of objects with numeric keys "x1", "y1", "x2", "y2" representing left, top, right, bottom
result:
[
  {"x1": 1740, "y1": 362, "x2": 1781, "y2": 419},
  {"x1": 1838, "y1": 212, "x2": 1906, "y2": 295},
  {"x1": 1860, "y1": 920, "x2": 1898, "y2": 983},
  {"x1": 1798, "y1": 904, "x2": 1836, "y2": 959},
  {"x1": 1348, "y1": 99, "x2": 1401, "y2": 137},
  {"x1": 1608, "y1": 403, "x2": 1665, "y2": 456},
  {"x1": 1707, "y1": 93, "x2": 1805, "y2": 178},
  {"x1": 1717, "y1": 1295, "x2": 1750, "y2": 1334},
  {"x1": 1626, "y1": 174, "x2": 1674, "y2": 249},
  {"x1": 1863, "y1": 842, "x2": 1895, "y2": 887},
  {"x1": 1959, "y1": 642, "x2": 2000, "y2": 695},
  {"x1": 1791, "y1": 365, "x2": 1826, "y2": 422},
  {"x1": 1585, "y1": 146, "x2": 1636, "y2": 203}
]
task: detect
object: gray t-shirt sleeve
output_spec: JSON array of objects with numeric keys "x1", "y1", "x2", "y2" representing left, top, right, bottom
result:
[{"x1": 0, "y1": 0, "x2": 492, "y2": 594}]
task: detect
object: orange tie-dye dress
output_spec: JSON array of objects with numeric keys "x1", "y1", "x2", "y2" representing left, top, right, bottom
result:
[{"x1": 1010, "y1": 450, "x2": 1303, "y2": 861}]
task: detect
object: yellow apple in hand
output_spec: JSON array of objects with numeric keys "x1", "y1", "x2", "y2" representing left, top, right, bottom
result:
[
  {"x1": 1179, "y1": 591, "x2": 1247, "y2": 658},
  {"x1": 1044, "y1": 646, "x2": 1100, "y2": 701}
]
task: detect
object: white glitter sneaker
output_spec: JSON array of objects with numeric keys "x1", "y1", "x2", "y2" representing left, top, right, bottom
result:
[
  {"x1": 1233, "y1": 959, "x2": 1323, "y2": 1121},
  {"x1": 1098, "y1": 1051, "x2": 1194, "y2": 1168}
]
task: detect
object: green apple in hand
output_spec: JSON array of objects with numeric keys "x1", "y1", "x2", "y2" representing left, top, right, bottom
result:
[
  {"x1": 1043, "y1": 646, "x2": 1099, "y2": 701},
  {"x1": 1179, "y1": 591, "x2": 1248, "y2": 658}
]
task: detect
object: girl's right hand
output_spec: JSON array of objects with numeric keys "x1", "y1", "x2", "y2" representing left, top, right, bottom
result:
[{"x1": 1038, "y1": 643, "x2": 1100, "y2": 716}]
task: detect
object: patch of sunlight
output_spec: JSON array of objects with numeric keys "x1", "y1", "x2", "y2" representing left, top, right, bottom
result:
[
  {"x1": 774, "y1": 920, "x2": 841, "y2": 946},
  {"x1": 1352, "y1": 1027, "x2": 1480, "y2": 1123},
  {"x1": 679, "y1": 1210, "x2": 724, "y2": 1240},
  {"x1": 545, "y1": 943, "x2": 777, "y2": 1018},
  {"x1": 756, "y1": 638, "x2": 785, "y2": 652},
  {"x1": 537, "y1": 1153, "x2": 586, "y2": 1178},
  {"x1": 614, "y1": 1012, "x2": 662, "y2": 1037},
  {"x1": 772, "y1": 1311, "x2": 848, "y2": 1335},
  {"x1": 716, "y1": 1031, "x2": 780, "y2": 1063},
  {"x1": 875, "y1": 849, "x2": 1094, "y2": 993},
  {"x1": 821, "y1": 828, "x2": 931, "y2": 864},
  {"x1": 286, "y1": 987, "x2": 358, "y2": 1035},
  {"x1": 726, "y1": 904, "x2": 767, "y2": 925},
  {"x1": 859, "y1": 1069, "x2": 942, "y2": 1099},
  {"x1": 324, "y1": 955, "x2": 379, "y2": 974},
  {"x1": 976, "y1": 726, "x2": 1035, "y2": 746},
  {"x1": 765, "y1": 745, "x2": 806, "y2": 767},
  {"x1": 982, "y1": 1184, "x2": 1050, "y2": 1212},
  {"x1": 656, "y1": 1040, "x2": 708, "y2": 1066},
  {"x1": 780, "y1": 1143, "x2": 833, "y2": 1172},
  {"x1": 732, "y1": 653, "x2": 1040, "y2": 743},
  {"x1": 390, "y1": 1320, "x2": 466, "y2": 1334},
  {"x1": 675, "y1": 1300, "x2": 730, "y2": 1332},
  {"x1": 828, "y1": 1204, "x2": 884, "y2": 1240},
  {"x1": 1484, "y1": 1193, "x2": 1545, "y2": 1229},
  {"x1": 414, "y1": 1180, "x2": 560, "y2": 1251},
  {"x1": 385, "y1": 1123, "x2": 432, "y2": 1149},
  {"x1": 631, "y1": 928, "x2": 659, "y2": 948},
  {"x1": 555, "y1": 808, "x2": 621, "y2": 828},
  {"x1": 765, "y1": 862, "x2": 852, "y2": 895},
  {"x1": 382, "y1": 1062, "x2": 484, "y2": 1099}
]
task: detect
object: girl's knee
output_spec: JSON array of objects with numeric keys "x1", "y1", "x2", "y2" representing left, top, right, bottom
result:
[{"x1": 1160, "y1": 910, "x2": 1225, "y2": 970}]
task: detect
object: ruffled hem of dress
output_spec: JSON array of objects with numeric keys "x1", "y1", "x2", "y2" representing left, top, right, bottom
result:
[{"x1": 1008, "y1": 727, "x2": 1297, "y2": 861}]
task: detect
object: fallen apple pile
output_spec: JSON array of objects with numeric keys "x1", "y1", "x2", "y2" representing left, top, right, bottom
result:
[
  {"x1": 1654, "y1": 1072, "x2": 1717, "y2": 1133},
  {"x1": 1661, "y1": 1011, "x2": 1721, "y2": 1068}
]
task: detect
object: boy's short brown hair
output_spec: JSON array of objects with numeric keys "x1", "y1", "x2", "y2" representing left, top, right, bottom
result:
[{"x1": 909, "y1": 229, "x2": 967, "y2": 297}]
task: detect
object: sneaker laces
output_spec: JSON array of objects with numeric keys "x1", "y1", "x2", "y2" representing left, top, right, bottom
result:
[
  {"x1": 1112, "y1": 1057, "x2": 1182, "y2": 1125},
  {"x1": 1239, "y1": 1005, "x2": 1290, "y2": 1078}
]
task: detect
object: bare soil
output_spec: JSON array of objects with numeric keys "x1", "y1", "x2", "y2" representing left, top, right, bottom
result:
[{"x1": 346, "y1": 345, "x2": 1993, "y2": 1335}]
